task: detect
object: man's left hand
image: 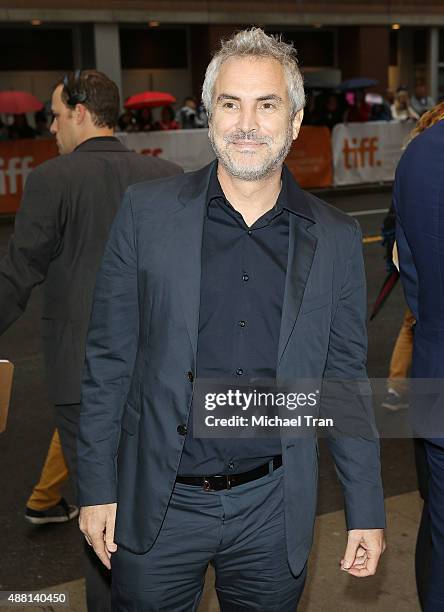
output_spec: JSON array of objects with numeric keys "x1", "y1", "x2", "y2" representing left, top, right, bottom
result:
[{"x1": 340, "y1": 529, "x2": 385, "y2": 577}]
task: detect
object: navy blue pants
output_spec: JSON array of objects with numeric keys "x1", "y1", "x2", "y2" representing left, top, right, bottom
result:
[
  {"x1": 111, "y1": 465, "x2": 306, "y2": 611},
  {"x1": 424, "y1": 440, "x2": 444, "y2": 612}
]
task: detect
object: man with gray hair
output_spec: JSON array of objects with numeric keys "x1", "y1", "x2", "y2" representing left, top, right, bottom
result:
[{"x1": 78, "y1": 28, "x2": 386, "y2": 610}]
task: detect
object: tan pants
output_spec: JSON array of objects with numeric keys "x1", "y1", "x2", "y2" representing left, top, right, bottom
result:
[
  {"x1": 26, "y1": 429, "x2": 69, "y2": 511},
  {"x1": 388, "y1": 308, "x2": 415, "y2": 395}
]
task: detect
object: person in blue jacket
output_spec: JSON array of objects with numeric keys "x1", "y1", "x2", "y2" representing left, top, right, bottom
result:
[{"x1": 394, "y1": 103, "x2": 444, "y2": 611}]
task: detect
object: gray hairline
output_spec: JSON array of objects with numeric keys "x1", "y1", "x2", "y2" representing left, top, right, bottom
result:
[{"x1": 202, "y1": 53, "x2": 305, "y2": 120}]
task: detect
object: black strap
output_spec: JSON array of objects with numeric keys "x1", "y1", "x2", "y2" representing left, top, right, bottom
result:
[{"x1": 176, "y1": 455, "x2": 282, "y2": 491}]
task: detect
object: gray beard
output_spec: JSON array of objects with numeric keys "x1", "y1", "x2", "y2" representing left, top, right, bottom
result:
[{"x1": 208, "y1": 125, "x2": 294, "y2": 181}]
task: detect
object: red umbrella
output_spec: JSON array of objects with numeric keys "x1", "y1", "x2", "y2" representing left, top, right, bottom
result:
[
  {"x1": 0, "y1": 91, "x2": 43, "y2": 114},
  {"x1": 124, "y1": 91, "x2": 176, "y2": 110},
  {"x1": 369, "y1": 269, "x2": 400, "y2": 321}
]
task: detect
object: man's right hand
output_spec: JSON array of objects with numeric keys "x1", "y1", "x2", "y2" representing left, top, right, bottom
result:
[{"x1": 79, "y1": 503, "x2": 117, "y2": 569}]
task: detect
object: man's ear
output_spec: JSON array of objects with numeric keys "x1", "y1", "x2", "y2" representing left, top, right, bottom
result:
[
  {"x1": 292, "y1": 109, "x2": 304, "y2": 140},
  {"x1": 74, "y1": 103, "x2": 88, "y2": 125}
]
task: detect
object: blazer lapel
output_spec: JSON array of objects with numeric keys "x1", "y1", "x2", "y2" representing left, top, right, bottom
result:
[
  {"x1": 277, "y1": 196, "x2": 318, "y2": 365},
  {"x1": 173, "y1": 162, "x2": 215, "y2": 359}
]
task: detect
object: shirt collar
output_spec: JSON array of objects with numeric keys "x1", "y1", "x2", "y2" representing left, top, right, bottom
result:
[
  {"x1": 73, "y1": 136, "x2": 126, "y2": 153},
  {"x1": 206, "y1": 163, "x2": 296, "y2": 214},
  {"x1": 206, "y1": 163, "x2": 226, "y2": 205}
]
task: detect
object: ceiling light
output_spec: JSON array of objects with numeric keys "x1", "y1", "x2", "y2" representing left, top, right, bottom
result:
[
  {"x1": 392, "y1": 24, "x2": 401, "y2": 30},
  {"x1": 148, "y1": 21, "x2": 160, "y2": 27},
  {"x1": 31, "y1": 19, "x2": 42, "y2": 26}
]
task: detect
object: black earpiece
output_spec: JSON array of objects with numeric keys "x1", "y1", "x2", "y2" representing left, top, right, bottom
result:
[{"x1": 63, "y1": 70, "x2": 87, "y2": 107}]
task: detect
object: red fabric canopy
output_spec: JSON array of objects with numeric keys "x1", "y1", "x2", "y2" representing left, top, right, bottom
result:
[
  {"x1": 124, "y1": 91, "x2": 176, "y2": 110},
  {"x1": 0, "y1": 91, "x2": 44, "y2": 114}
]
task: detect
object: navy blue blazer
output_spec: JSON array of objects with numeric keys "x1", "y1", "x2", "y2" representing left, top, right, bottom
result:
[
  {"x1": 78, "y1": 161, "x2": 385, "y2": 575},
  {"x1": 393, "y1": 120, "x2": 444, "y2": 445}
]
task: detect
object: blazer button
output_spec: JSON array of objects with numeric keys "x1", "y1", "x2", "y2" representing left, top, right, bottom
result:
[
  {"x1": 187, "y1": 371, "x2": 194, "y2": 382},
  {"x1": 177, "y1": 424, "x2": 187, "y2": 436}
]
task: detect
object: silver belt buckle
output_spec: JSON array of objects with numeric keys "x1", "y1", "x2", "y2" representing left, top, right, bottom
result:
[{"x1": 203, "y1": 478, "x2": 212, "y2": 492}]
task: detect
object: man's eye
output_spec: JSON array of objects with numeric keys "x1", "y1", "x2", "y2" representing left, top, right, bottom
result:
[
  {"x1": 261, "y1": 102, "x2": 276, "y2": 110},
  {"x1": 222, "y1": 101, "x2": 237, "y2": 109}
]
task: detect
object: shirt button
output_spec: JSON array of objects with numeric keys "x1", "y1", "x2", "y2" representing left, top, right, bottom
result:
[
  {"x1": 238, "y1": 320, "x2": 246, "y2": 327},
  {"x1": 242, "y1": 273, "x2": 249, "y2": 282},
  {"x1": 247, "y1": 230, "x2": 252, "y2": 236},
  {"x1": 228, "y1": 462, "x2": 234, "y2": 470},
  {"x1": 177, "y1": 424, "x2": 187, "y2": 436},
  {"x1": 236, "y1": 368, "x2": 244, "y2": 376},
  {"x1": 187, "y1": 371, "x2": 194, "y2": 382}
]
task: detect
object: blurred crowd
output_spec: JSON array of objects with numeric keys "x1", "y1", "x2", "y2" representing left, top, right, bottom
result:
[
  {"x1": 0, "y1": 95, "x2": 208, "y2": 141},
  {"x1": 303, "y1": 81, "x2": 436, "y2": 129},
  {"x1": 117, "y1": 96, "x2": 207, "y2": 133},
  {"x1": 0, "y1": 110, "x2": 52, "y2": 141}
]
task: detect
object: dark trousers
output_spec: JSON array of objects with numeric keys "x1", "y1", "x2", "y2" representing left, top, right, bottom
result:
[
  {"x1": 424, "y1": 440, "x2": 444, "y2": 611},
  {"x1": 55, "y1": 403, "x2": 111, "y2": 612},
  {"x1": 111, "y1": 465, "x2": 306, "y2": 611},
  {"x1": 414, "y1": 438, "x2": 432, "y2": 610}
]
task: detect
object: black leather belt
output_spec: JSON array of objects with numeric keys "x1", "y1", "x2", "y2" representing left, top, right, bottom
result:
[{"x1": 175, "y1": 455, "x2": 282, "y2": 491}]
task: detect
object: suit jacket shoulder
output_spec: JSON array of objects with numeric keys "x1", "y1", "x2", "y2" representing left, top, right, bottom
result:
[
  {"x1": 127, "y1": 167, "x2": 191, "y2": 201},
  {"x1": 282, "y1": 164, "x2": 358, "y2": 240},
  {"x1": 301, "y1": 190, "x2": 360, "y2": 259},
  {"x1": 126, "y1": 164, "x2": 209, "y2": 216},
  {"x1": 397, "y1": 119, "x2": 444, "y2": 177},
  {"x1": 32, "y1": 145, "x2": 180, "y2": 182},
  {"x1": 305, "y1": 191, "x2": 356, "y2": 228}
]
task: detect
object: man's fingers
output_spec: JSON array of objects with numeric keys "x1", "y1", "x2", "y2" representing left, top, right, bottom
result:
[
  {"x1": 350, "y1": 546, "x2": 367, "y2": 567},
  {"x1": 78, "y1": 504, "x2": 118, "y2": 569},
  {"x1": 105, "y1": 512, "x2": 117, "y2": 554},
  {"x1": 347, "y1": 559, "x2": 379, "y2": 577},
  {"x1": 362, "y1": 549, "x2": 381, "y2": 576},
  {"x1": 82, "y1": 528, "x2": 112, "y2": 567},
  {"x1": 341, "y1": 535, "x2": 361, "y2": 570},
  {"x1": 347, "y1": 567, "x2": 373, "y2": 577},
  {"x1": 90, "y1": 532, "x2": 111, "y2": 569},
  {"x1": 83, "y1": 533, "x2": 93, "y2": 547},
  {"x1": 346, "y1": 542, "x2": 384, "y2": 577}
]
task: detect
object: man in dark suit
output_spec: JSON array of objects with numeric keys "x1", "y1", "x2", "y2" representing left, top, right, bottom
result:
[
  {"x1": 79, "y1": 29, "x2": 385, "y2": 610},
  {"x1": 0, "y1": 70, "x2": 181, "y2": 611},
  {"x1": 394, "y1": 118, "x2": 444, "y2": 611}
]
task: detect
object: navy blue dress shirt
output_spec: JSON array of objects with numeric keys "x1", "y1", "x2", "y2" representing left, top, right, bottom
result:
[{"x1": 178, "y1": 166, "x2": 291, "y2": 476}]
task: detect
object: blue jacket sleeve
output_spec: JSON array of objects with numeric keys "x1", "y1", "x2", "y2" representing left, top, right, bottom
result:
[
  {"x1": 77, "y1": 188, "x2": 139, "y2": 506},
  {"x1": 324, "y1": 220, "x2": 386, "y2": 530}
]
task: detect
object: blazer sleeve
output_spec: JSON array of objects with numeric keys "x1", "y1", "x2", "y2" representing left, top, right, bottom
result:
[
  {"x1": 393, "y1": 175, "x2": 419, "y2": 321},
  {"x1": 77, "y1": 188, "x2": 139, "y2": 506},
  {"x1": 0, "y1": 168, "x2": 62, "y2": 334},
  {"x1": 323, "y1": 220, "x2": 386, "y2": 530}
]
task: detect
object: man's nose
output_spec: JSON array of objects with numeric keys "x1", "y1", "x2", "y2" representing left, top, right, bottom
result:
[
  {"x1": 237, "y1": 106, "x2": 259, "y2": 133},
  {"x1": 50, "y1": 119, "x2": 57, "y2": 135}
]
